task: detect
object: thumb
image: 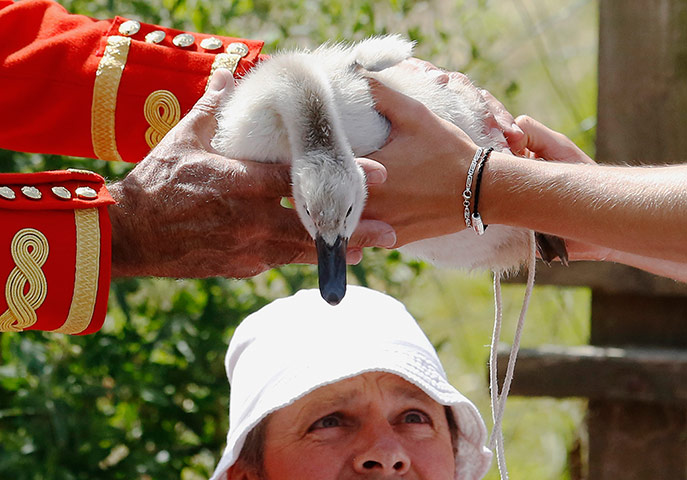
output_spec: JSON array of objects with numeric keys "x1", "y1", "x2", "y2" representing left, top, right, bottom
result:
[
  {"x1": 196, "y1": 68, "x2": 236, "y2": 112},
  {"x1": 206, "y1": 68, "x2": 234, "y2": 94},
  {"x1": 367, "y1": 76, "x2": 428, "y2": 132},
  {"x1": 184, "y1": 69, "x2": 236, "y2": 147},
  {"x1": 515, "y1": 115, "x2": 593, "y2": 164},
  {"x1": 514, "y1": 115, "x2": 560, "y2": 158}
]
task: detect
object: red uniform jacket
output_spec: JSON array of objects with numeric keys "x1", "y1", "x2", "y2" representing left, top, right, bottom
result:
[{"x1": 0, "y1": 0, "x2": 265, "y2": 333}]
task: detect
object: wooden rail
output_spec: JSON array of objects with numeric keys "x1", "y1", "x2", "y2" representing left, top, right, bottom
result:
[{"x1": 497, "y1": 344, "x2": 687, "y2": 405}]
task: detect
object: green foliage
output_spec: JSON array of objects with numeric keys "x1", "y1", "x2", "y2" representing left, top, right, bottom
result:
[
  {"x1": 1, "y1": 0, "x2": 598, "y2": 478},
  {"x1": 0, "y1": 278, "x2": 240, "y2": 479}
]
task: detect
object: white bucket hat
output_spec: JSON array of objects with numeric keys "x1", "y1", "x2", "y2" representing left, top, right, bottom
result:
[{"x1": 210, "y1": 286, "x2": 492, "y2": 480}]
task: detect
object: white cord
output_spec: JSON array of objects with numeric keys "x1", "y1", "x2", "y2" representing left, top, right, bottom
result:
[
  {"x1": 488, "y1": 230, "x2": 537, "y2": 480},
  {"x1": 489, "y1": 270, "x2": 507, "y2": 477}
]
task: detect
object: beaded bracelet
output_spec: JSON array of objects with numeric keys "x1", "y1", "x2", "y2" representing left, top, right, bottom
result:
[
  {"x1": 471, "y1": 146, "x2": 494, "y2": 235},
  {"x1": 463, "y1": 147, "x2": 484, "y2": 229}
]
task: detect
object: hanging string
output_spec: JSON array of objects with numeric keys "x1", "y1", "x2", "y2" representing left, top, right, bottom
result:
[
  {"x1": 488, "y1": 229, "x2": 537, "y2": 480},
  {"x1": 489, "y1": 268, "x2": 506, "y2": 476}
]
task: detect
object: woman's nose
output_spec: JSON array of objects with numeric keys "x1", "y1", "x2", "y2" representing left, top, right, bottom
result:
[{"x1": 352, "y1": 423, "x2": 411, "y2": 476}]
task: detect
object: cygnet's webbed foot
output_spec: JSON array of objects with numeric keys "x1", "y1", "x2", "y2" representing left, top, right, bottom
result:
[
  {"x1": 535, "y1": 233, "x2": 569, "y2": 266},
  {"x1": 316, "y1": 235, "x2": 348, "y2": 305}
]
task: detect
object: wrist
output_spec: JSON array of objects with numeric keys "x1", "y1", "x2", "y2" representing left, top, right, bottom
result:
[
  {"x1": 476, "y1": 150, "x2": 517, "y2": 226},
  {"x1": 461, "y1": 147, "x2": 494, "y2": 235},
  {"x1": 107, "y1": 183, "x2": 125, "y2": 277},
  {"x1": 107, "y1": 180, "x2": 144, "y2": 277}
]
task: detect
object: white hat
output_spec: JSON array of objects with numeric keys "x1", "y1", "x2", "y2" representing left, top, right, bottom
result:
[{"x1": 210, "y1": 286, "x2": 492, "y2": 480}]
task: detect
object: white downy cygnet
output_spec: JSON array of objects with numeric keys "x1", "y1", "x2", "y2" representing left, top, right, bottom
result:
[{"x1": 212, "y1": 35, "x2": 564, "y2": 305}]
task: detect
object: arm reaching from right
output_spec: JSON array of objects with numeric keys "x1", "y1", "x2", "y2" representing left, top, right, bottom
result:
[
  {"x1": 506, "y1": 115, "x2": 687, "y2": 281},
  {"x1": 365, "y1": 80, "x2": 687, "y2": 282}
]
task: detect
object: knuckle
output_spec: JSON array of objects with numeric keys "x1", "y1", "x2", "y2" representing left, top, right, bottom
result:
[
  {"x1": 288, "y1": 250, "x2": 310, "y2": 265},
  {"x1": 350, "y1": 231, "x2": 375, "y2": 249},
  {"x1": 172, "y1": 157, "x2": 214, "y2": 184},
  {"x1": 448, "y1": 71, "x2": 469, "y2": 81},
  {"x1": 192, "y1": 92, "x2": 222, "y2": 114},
  {"x1": 406, "y1": 100, "x2": 431, "y2": 122},
  {"x1": 515, "y1": 114, "x2": 534, "y2": 126},
  {"x1": 435, "y1": 71, "x2": 450, "y2": 85},
  {"x1": 229, "y1": 257, "x2": 267, "y2": 279}
]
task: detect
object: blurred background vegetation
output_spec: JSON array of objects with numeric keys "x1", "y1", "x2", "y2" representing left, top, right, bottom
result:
[{"x1": 1, "y1": 0, "x2": 598, "y2": 478}]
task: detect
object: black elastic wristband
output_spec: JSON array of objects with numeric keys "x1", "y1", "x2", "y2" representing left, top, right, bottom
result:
[{"x1": 472, "y1": 146, "x2": 494, "y2": 230}]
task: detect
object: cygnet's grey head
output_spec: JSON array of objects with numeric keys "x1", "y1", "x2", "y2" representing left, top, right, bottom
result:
[{"x1": 291, "y1": 152, "x2": 367, "y2": 306}]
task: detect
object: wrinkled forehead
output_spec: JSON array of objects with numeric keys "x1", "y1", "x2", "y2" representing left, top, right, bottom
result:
[{"x1": 301, "y1": 371, "x2": 437, "y2": 405}]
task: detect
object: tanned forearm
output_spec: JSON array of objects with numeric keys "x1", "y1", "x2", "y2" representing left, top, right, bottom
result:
[{"x1": 481, "y1": 155, "x2": 687, "y2": 264}]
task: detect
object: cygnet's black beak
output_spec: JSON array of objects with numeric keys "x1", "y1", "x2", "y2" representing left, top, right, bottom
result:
[{"x1": 315, "y1": 234, "x2": 348, "y2": 306}]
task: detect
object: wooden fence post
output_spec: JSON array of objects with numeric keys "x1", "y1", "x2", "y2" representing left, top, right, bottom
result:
[{"x1": 593, "y1": 1, "x2": 687, "y2": 475}]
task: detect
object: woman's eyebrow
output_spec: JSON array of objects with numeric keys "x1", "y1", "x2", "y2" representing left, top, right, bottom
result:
[
  {"x1": 390, "y1": 384, "x2": 436, "y2": 406},
  {"x1": 296, "y1": 389, "x2": 360, "y2": 421}
]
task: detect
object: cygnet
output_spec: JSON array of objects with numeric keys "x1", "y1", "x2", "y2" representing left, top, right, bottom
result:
[{"x1": 212, "y1": 34, "x2": 566, "y2": 304}]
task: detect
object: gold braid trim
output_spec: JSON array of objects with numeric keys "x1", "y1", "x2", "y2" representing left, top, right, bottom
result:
[
  {"x1": 144, "y1": 90, "x2": 181, "y2": 149},
  {"x1": 91, "y1": 36, "x2": 131, "y2": 162},
  {"x1": 54, "y1": 209, "x2": 101, "y2": 335},
  {"x1": 206, "y1": 53, "x2": 240, "y2": 90},
  {"x1": 0, "y1": 229, "x2": 49, "y2": 332}
]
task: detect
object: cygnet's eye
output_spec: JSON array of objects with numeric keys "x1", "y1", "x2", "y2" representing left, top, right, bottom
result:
[
  {"x1": 306, "y1": 207, "x2": 311, "y2": 217},
  {"x1": 346, "y1": 205, "x2": 353, "y2": 218}
]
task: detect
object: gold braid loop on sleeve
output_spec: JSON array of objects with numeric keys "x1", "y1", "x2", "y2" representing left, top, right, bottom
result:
[{"x1": 0, "y1": 229, "x2": 49, "y2": 332}]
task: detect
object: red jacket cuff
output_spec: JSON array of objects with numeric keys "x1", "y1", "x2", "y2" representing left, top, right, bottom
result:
[{"x1": 0, "y1": 170, "x2": 114, "y2": 334}]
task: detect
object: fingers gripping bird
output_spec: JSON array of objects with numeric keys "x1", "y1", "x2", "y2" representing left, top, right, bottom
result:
[{"x1": 212, "y1": 35, "x2": 567, "y2": 305}]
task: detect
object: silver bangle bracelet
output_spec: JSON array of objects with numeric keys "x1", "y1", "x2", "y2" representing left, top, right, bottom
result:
[{"x1": 463, "y1": 147, "x2": 484, "y2": 229}]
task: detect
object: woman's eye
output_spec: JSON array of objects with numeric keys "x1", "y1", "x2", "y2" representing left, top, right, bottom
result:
[
  {"x1": 310, "y1": 414, "x2": 341, "y2": 430},
  {"x1": 403, "y1": 410, "x2": 430, "y2": 424}
]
